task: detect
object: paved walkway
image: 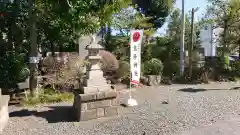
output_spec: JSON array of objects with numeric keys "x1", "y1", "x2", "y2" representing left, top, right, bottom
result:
[
  {"x1": 175, "y1": 116, "x2": 240, "y2": 135},
  {"x1": 2, "y1": 82, "x2": 240, "y2": 135}
]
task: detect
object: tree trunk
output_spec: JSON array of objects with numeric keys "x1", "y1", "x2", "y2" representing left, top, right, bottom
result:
[
  {"x1": 239, "y1": 44, "x2": 240, "y2": 58},
  {"x1": 50, "y1": 42, "x2": 55, "y2": 57}
]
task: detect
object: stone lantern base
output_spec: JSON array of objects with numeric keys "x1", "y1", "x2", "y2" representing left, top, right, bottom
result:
[{"x1": 73, "y1": 90, "x2": 120, "y2": 121}]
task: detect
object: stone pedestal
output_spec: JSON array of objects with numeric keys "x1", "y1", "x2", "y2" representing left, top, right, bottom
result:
[
  {"x1": 0, "y1": 89, "x2": 10, "y2": 133},
  {"x1": 73, "y1": 90, "x2": 120, "y2": 121}
]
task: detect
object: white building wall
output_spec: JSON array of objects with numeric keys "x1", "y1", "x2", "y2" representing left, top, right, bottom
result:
[{"x1": 199, "y1": 24, "x2": 223, "y2": 56}]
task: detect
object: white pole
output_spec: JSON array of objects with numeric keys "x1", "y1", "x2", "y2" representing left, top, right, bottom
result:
[
  {"x1": 129, "y1": 73, "x2": 132, "y2": 99},
  {"x1": 127, "y1": 73, "x2": 138, "y2": 107},
  {"x1": 180, "y1": 0, "x2": 185, "y2": 76}
]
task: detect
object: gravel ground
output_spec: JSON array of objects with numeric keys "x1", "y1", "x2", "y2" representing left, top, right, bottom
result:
[{"x1": 2, "y1": 82, "x2": 240, "y2": 135}]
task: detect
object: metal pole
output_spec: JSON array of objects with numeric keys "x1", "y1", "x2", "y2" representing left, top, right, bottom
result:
[
  {"x1": 180, "y1": 0, "x2": 185, "y2": 76},
  {"x1": 189, "y1": 8, "x2": 195, "y2": 79},
  {"x1": 210, "y1": 23, "x2": 213, "y2": 56}
]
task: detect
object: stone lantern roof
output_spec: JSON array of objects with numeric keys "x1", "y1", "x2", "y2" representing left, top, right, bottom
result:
[
  {"x1": 86, "y1": 43, "x2": 104, "y2": 50},
  {"x1": 86, "y1": 35, "x2": 104, "y2": 50}
]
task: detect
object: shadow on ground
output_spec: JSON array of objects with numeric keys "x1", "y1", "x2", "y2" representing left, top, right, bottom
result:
[
  {"x1": 178, "y1": 88, "x2": 207, "y2": 93},
  {"x1": 231, "y1": 87, "x2": 240, "y2": 90},
  {"x1": 9, "y1": 106, "x2": 76, "y2": 123},
  {"x1": 178, "y1": 86, "x2": 240, "y2": 93}
]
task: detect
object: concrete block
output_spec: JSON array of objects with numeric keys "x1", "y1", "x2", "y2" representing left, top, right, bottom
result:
[
  {"x1": 83, "y1": 85, "x2": 110, "y2": 94},
  {"x1": 104, "y1": 106, "x2": 119, "y2": 117},
  {"x1": 105, "y1": 91, "x2": 117, "y2": 99},
  {"x1": 87, "y1": 100, "x2": 111, "y2": 109},
  {"x1": 96, "y1": 92, "x2": 105, "y2": 100},
  {"x1": 81, "y1": 103, "x2": 87, "y2": 111},
  {"x1": 83, "y1": 87, "x2": 99, "y2": 93},
  {"x1": 97, "y1": 108, "x2": 105, "y2": 117},
  {"x1": 80, "y1": 93, "x2": 96, "y2": 102},
  {"x1": 78, "y1": 109, "x2": 97, "y2": 121},
  {"x1": 111, "y1": 98, "x2": 120, "y2": 106}
]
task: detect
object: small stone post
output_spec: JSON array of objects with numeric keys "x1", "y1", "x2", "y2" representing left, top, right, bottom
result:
[{"x1": 0, "y1": 88, "x2": 10, "y2": 133}]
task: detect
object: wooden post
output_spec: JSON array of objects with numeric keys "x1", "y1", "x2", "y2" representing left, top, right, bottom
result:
[{"x1": 29, "y1": 0, "x2": 38, "y2": 97}]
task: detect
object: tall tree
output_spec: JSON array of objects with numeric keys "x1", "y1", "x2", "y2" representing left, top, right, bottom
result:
[
  {"x1": 206, "y1": 0, "x2": 240, "y2": 59},
  {"x1": 167, "y1": 8, "x2": 193, "y2": 47},
  {"x1": 133, "y1": 0, "x2": 175, "y2": 28},
  {"x1": 226, "y1": 0, "x2": 240, "y2": 57},
  {"x1": 0, "y1": 0, "x2": 132, "y2": 95}
]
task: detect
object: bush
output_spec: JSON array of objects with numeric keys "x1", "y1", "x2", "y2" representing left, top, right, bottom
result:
[
  {"x1": 230, "y1": 60, "x2": 240, "y2": 78},
  {"x1": 143, "y1": 58, "x2": 163, "y2": 75},
  {"x1": 116, "y1": 60, "x2": 130, "y2": 81},
  {"x1": 21, "y1": 88, "x2": 73, "y2": 106},
  {"x1": 99, "y1": 50, "x2": 119, "y2": 72},
  {"x1": 41, "y1": 53, "x2": 86, "y2": 91},
  {"x1": 0, "y1": 52, "x2": 29, "y2": 89},
  {"x1": 162, "y1": 60, "x2": 180, "y2": 78}
]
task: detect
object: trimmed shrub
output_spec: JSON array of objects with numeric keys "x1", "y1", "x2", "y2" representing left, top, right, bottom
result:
[
  {"x1": 143, "y1": 58, "x2": 163, "y2": 75},
  {"x1": 116, "y1": 60, "x2": 130, "y2": 81},
  {"x1": 99, "y1": 50, "x2": 119, "y2": 72},
  {"x1": 41, "y1": 53, "x2": 86, "y2": 91},
  {"x1": 230, "y1": 60, "x2": 240, "y2": 78}
]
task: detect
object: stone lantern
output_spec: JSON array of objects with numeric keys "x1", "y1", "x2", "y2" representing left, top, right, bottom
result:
[
  {"x1": 73, "y1": 34, "x2": 120, "y2": 121},
  {"x1": 81, "y1": 35, "x2": 110, "y2": 94}
]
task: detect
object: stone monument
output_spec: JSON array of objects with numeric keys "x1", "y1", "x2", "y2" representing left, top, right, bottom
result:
[
  {"x1": 0, "y1": 88, "x2": 10, "y2": 132},
  {"x1": 73, "y1": 34, "x2": 120, "y2": 121}
]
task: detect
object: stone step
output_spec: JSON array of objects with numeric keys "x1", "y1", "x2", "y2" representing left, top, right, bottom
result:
[{"x1": 83, "y1": 85, "x2": 110, "y2": 93}]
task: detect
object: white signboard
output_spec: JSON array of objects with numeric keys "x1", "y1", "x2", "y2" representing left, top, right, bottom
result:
[{"x1": 130, "y1": 30, "x2": 143, "y2": 85}]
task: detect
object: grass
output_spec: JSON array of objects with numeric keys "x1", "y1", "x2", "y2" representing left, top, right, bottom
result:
[{"x1": 20, "y1": 88, "x2": 74, "y2": 106}]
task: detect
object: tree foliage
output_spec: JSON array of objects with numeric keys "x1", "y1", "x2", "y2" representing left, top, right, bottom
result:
[
  {"x1": 0, "y1": 0, "x2": 132, "y2": 89},
  {"x1": 133, "y1": 0, "x2": 175, "y2": 28},
  {"x1": 205, "y1": 0, "x2": 240, "y2": 57}
]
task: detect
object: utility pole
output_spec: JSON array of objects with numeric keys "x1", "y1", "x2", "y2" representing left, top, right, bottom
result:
[
  {"x1": 29, "y1": 0, "x2": 38, "y2": 97},
  {"x1": 188, "y1": 8, "x2": 195, "y2": 79},
  {"x1": 180, "y1": 0, "x2": 185, "y2": 76},
  {"x1": 189, "y1": 7, "x2": 199, "y2": 79}
]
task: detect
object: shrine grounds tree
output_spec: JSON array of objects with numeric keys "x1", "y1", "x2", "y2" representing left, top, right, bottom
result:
[
  {"x1": 133, "y1": 0, "x2": 175, "y2": 28},
  {"x1": 0, "y1": 0, "x2": 131, "y2": 96},
  {"x1": 206, "y1": 0, "x2": 240, "y2": 60}
]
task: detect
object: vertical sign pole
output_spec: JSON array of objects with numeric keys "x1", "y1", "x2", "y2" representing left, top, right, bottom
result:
[
  {"x1": 125, "y1": 29, "x2": 143, "y2": 107},
  {"x1": 129, "y1": 73, "x2": 132, "y2": 99}
]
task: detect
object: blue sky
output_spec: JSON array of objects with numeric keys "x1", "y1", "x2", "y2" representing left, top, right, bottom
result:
[
  {"x1": 112, "y1": 0, "x2": 209, "y2": 36},
  {"x1": 157, "y1": 0, "x2": 208, "y2": 36}
]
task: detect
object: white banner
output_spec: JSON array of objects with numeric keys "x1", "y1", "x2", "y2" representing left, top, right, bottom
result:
[{"x1": 130, "y1": 30, "x2": 143, "y2": 85}]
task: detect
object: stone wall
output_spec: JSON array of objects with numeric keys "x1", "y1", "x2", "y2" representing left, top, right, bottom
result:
[
  {"x1": 0, "y1": 88, "x2": 10, "y2": 132},
  {"x1": 73, "y1": 90, "x2": 120, "y2": 121}
]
